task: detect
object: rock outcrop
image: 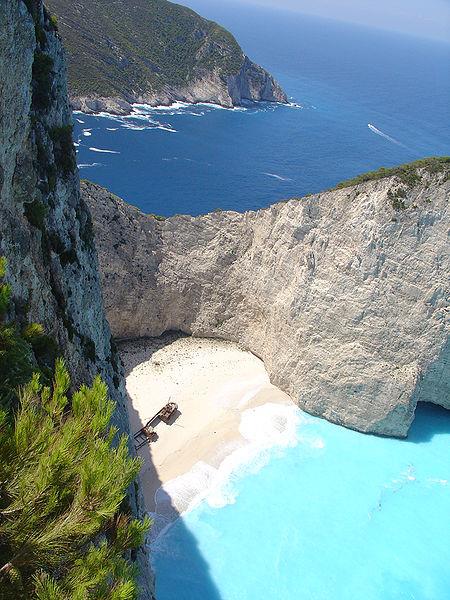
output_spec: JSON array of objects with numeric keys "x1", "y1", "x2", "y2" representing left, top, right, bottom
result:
[
  {"x1": 46, "y1": 0, "x2": 287, "y2": 115},
  {"x1": 0, "y1": 2, "x2": 154, "y2": 596},
  {"x1": 83, "y1": 166, "x2": 449, "y2": 438},
  {"x1": 70, "y1": 55, "x2": 288, "y2": 116},
  {"x1": 70, "y1": 60, "x2": 287, "y2": 116}
]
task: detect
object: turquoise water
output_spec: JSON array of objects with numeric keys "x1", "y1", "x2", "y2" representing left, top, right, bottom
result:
[
  {"x1": 152, "y1": 404, "x2": 450, "y2": 600},
  {"x1": 73, "y1": 3, "x2": 450, "y2": 216}
]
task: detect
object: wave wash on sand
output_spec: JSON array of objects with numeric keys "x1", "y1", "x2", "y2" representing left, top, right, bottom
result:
[{"x1": 119, "y1": 334, "x2": 299, "y2": 538}]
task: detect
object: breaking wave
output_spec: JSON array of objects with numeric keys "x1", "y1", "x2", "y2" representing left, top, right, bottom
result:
[
  {"x1": 157, "y1": 124, "x2": 177, "y2": 133},
  {"x1": 78, "y1": 162, "x2": 103, "y2": 168},
  {"x1": 149, "y1": 403, "x2": 302, "y2": 542},
  {"x1": 89, "y1": 147, "x2": 120, "y2": 154}
]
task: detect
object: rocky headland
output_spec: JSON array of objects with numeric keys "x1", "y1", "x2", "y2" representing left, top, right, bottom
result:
[
  {"x1": 46, "y1": 0, "x2": 287, "y2": 115},
  {"x1": 83, "y1": 161, "x2": 449, "y2": 438}
]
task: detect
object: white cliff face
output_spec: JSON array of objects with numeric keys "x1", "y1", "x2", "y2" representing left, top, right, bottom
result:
[
  {"x1": 84, "y1": 168, "x2": 449, "y2": 438},
  {"x1": 0, "y1": 2, "x2": 154, "y2": 596}
]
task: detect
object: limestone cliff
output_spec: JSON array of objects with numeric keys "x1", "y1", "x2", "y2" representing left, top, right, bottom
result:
[
  {"x1": 0, "y1": 2, "x2": 154, "y2": 596},
  {"x1": 83, "y1": 163, "x2": 449, "y2": 438},
  {"x1": 45, "y1": 0, "x2": 287, "y2": 115}
]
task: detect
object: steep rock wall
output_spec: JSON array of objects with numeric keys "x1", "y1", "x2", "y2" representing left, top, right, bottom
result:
[
  {"x1": 0, "y1": 2, "x2": 154, "y2": 596},
  {"x1": 84, "y1": 169, "x2": 449, "y2": 438}
]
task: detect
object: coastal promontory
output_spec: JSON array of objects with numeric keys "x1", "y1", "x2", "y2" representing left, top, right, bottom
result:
[{"x1": 46, "y1": 0, "x2": 288, "y2": 114}]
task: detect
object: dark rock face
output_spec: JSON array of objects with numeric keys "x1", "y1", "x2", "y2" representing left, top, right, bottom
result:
[
  {"x1": 228, "y1": 56, "x2": 287, "y2": 104},
  {"x1": 0, "y1": 2, "x2": 154, "y2": 596}
]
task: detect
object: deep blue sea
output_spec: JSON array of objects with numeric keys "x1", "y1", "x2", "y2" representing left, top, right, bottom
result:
[
  {"x1": 74, "y1": 1, "x2": 450, "y2": 216},
  {"x1": 74, "y1": 4, "x2": 450, "y2": 598}
]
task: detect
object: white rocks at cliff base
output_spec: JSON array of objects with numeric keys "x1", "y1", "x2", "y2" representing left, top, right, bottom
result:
[
  {"x1": 70, "y1": 57, "x2": 287, "y2": 116},
  {"x1": 84, "y1": 168, "x2": 449, "y2": 438}
]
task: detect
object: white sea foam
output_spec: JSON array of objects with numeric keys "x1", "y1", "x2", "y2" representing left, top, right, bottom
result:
[
  {"x1": 157, "y1": 124, "x2": 177, "y2": 133},
  {"x1": 75, "y1": 102, "x2": 210, "y2": 123},
  {"x1": 89, "y1": 147, "x2": 120, "y2": 154},
  {"x1": 121, "y1": 123, "x2": 153, "y2": 131},
  {"x1": 262, "y1": 172, "x2": 293, "y2": 182},
  {"x1": 133, "y1": 101, "x2": 190, "y2": 112},
  {"x1": 239, "y1": 403, "x2": 300, "y2": 448},
  {"x1": 106, "y1": 127, "x2": 118, "y2": 131},
  {"x1": 126, "y1": 113, "x2": 158, "y2": 123},
  {"x1": 132, "y1": 100, "x2": 248, "y2": 117},
  {"x1": 95, "y1": 111, "x2": 126, "y2": 121},
  {"x1": 76, "y1": 98, "x2": 286, "y2": 133},
  {"x1": 82, "y1": 129, "x2": 92, "y2": 137},
  {"x1": 151, "y1": 402, "x2": 301, "y2": 537},
  {"x1": 76, "y1": 118, "x2": 85, "y2": 123},
  {"x1": 368, "y1": 123, "x2": 406, "y2": 148},
  {"x1": 78, "y1": 162, "x2": 103, "y2": 168},
  {"x1": 155, "y1": 462, "x2": 218, "y2": 516},
  {"x1": 98, "y1": 110, "x2": 178, "y2": 133}
]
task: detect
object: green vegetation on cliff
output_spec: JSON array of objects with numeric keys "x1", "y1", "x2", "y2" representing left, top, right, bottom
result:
[
  {"x1": 333, "y1": 156, "x2": 450, "y2": 190},
  {"x1": 0, "y1": 261, "x2": 150, "y2": 598},
  {"x1": 45, "y1": 0, "x2": 245, "y2": 98}
]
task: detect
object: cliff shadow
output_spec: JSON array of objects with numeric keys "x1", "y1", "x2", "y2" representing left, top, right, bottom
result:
[
  {"x1": 120, "y1": 334, "x2": 223, "y2": 600},
  {"x1": 119, "y1": 331, "x2": 189, "y2": 375},
  {"x1": 407, "y1": 338, "x2": 450, "y2": 444},
  {"x1": 406, "y1": 402, "x2": 450, "y2": 444}
]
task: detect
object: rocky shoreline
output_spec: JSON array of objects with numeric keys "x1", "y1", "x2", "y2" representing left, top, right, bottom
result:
[{"x1": 71, "y1": 56, "x2": 288, "y2": 116}]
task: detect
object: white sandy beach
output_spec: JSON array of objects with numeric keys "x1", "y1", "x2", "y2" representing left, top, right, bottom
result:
[{"x1": 119, "y1": 334, "x2": 298, "y2": 520}]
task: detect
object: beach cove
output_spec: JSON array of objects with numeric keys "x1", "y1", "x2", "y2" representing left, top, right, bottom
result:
[
  {"x1": 120, "y1": 334, "x2": 450, "y2": 600},
  {"x1": 120, "y1": 334, "x2": 298, "y2": 525}
]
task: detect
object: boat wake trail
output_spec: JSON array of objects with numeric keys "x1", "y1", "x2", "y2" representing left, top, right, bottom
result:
[
  {"x1": 368, "y1": 123, "x2": 407, "y2": 148},
  {"x1": 262, "y1": 172, "x2": 293, "y2": 182}
]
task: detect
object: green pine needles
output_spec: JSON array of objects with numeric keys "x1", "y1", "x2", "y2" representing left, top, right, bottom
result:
[
  {"x1": 0, "y1": 258, "x2": 36, "y2": 406},
  {"x1": 0, "y1": 260, "x2": 151, "y2": 598}
]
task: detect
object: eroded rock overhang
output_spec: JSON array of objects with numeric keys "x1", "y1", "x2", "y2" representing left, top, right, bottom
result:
[{"x1": 83, "y1": 168, "x2": 450, "y2": 438}]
